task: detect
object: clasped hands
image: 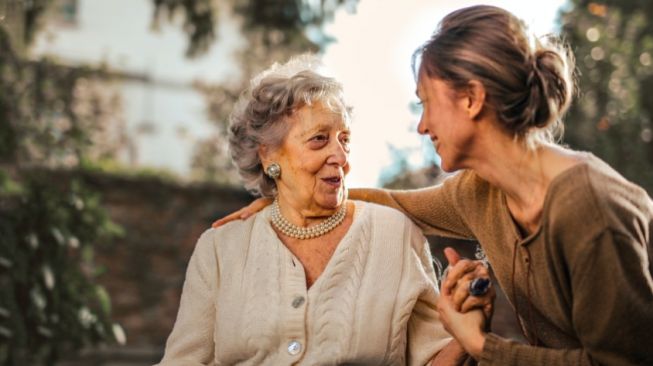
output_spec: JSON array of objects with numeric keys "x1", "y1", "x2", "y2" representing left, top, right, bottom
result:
[{"x1": 438, "y1": 247, "x2": 495, "y2": 360}]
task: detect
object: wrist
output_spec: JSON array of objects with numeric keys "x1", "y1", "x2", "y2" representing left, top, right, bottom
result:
[{"x1": 468, "y1": 331, "x2": 487, "y2": 359}]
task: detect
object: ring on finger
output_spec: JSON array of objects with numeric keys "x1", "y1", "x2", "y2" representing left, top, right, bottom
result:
[{"x1": 469, "y1": 277, "x2": 491, "y2": 296}]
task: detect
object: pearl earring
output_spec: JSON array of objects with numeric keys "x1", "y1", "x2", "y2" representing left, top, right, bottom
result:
[{"x1": 265, "y1": 163, "x2": 281, "y2": 179}]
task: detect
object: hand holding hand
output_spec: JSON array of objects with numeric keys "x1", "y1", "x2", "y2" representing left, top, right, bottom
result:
[
  {"x1": 436, "y1": 247, "x2": 494, "y2": 360},
  {"x1": 441, "y1": 247, "x2": 495, "y2": 322}
]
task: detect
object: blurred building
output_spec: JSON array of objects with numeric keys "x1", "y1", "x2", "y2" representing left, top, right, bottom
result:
[{"x1": 30, "y1": 0, "x2": 244, "y2": 178}]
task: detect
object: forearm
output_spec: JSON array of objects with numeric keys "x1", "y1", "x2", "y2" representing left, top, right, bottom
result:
[
  {"x1": 430, "y1": 339, "x2": 469, "y2": 366},
  {"x1": 348, "y1": 187, "x2": 400, "y2": 208},
  {"x1": 349, "y1": 187, "x2": 472, "y2": 238}
]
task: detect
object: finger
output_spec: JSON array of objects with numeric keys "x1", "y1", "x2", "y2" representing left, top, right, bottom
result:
[
  {"x1": 442, "y1": 259, "x2": 476, "y2": 295},
  {"x1": 212, "y1": 211, "x2": 241, "y2": 228},
  {"x1": 483, "y1": 302, "x2": 494, "y2": 323},
  {"x1": 460, "y1": 295, "x2": 488, "y2": 313},
  {"x1": 450, "y1": 264, "x2": 491, "y2": 306},
  {"x1": 444, "y1": 247, "x2": 461, "y2": 266},
  {"x1": 436, "y1": 293, "x2": 453, "y2": 317},
  {"x1": 212, "y1": 198, "x2": 273, "y2": 228},
  {"x1": 473, "y1": 260, "x2": 490, "y2": 276},
  {"x1": 253, "y1": 197, "x2": 273, "y2": 211},
  {"x1": 240, "y1": 198, "x2": 272, "y2": 219},
  {"x1": 450, "y1": 271, "x2": 477, "y2": 310}
]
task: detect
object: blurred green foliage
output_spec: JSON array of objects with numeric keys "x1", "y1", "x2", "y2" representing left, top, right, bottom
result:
[
  {"x1": 561, "y1": 0, "x2": 653, "y2": 193},
  {"x1": 0, "y1": 18, "x2": 124, "y2": 364},
  {"x1": 0, "y1": 172, "x2": 123, "y2": 365}
]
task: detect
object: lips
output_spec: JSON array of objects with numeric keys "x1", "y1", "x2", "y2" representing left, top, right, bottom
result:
[{"x1": 321, "y1": 176, "x2": 342, "y2": 188}]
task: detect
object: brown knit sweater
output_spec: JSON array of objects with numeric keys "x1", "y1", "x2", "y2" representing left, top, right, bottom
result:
[{"x1": 351, "y1": 154, "x2": 653, "y2": 365}]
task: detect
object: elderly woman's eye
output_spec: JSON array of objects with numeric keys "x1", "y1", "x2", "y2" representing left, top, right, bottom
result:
[{"x1": 308, "y1": 134, "x2": 329, "y2": 148}]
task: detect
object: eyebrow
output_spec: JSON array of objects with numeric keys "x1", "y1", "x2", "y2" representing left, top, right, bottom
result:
[{"x1": 300, "y1": 123, "x2": 351, "y2": 138}]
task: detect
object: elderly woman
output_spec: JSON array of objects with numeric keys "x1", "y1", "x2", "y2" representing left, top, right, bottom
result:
[{"x1": 156, "y1": 56, "x2": 491, "y2": 365}]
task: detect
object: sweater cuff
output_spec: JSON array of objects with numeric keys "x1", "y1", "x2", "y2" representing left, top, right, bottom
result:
[{"x1": 479, "y1": 333, "x2": 507, "y2": 365}]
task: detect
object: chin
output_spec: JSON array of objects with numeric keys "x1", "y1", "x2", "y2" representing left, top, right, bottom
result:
[
  {"x1": 439, "y1": 159, "x2": 464, "y2": 173},
  {"x1": 440, "y1": 163, "x2": 455, "y2": 173},
  {"x1": 318, "y1": 190, "x2": 345, "y2": 209}
]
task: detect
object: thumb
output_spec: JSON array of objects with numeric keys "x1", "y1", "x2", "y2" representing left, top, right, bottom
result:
[{"x1": 444, "y1": 247, "x2": 461, "y2": 266}]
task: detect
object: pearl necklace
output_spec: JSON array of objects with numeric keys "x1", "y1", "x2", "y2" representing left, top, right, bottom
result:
[{"x1": 270, "y1": 199, "x2": 347, "y2": 240}]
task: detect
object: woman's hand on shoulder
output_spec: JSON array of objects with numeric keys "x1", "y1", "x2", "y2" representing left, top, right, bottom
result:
[{"x1": 212, "y1": 197, "x2": 273, "y2": 228}]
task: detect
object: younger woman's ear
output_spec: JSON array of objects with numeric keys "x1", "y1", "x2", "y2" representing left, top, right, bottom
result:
[{"x1": 466, "y1": 80, "x2": 486, "y2": 120}]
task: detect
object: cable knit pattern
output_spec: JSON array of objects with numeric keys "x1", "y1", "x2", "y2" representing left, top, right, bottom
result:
[
  {"x1": 312, "y1": 204, "x2": 371, "y2": 362},
  {"x1": 156, "y1": 200, "x2": 451, "y2": 366},
  {"x1": 241, "y1": 228, "x2": 281, "y2": 362}
]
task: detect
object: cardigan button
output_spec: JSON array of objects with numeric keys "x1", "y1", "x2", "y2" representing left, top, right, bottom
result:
[
  {"x1": 291, "y1": 296, "x2": 305, "y2": 308},
  {"x1": 287, "y1": 340, "x2": 302, "y2": 355}
]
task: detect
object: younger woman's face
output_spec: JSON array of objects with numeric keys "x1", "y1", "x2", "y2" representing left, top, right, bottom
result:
[{"x1": 416, "y1": 70, "x2": 478, "y2": 172}]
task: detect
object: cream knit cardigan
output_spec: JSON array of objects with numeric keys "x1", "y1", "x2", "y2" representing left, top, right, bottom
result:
[{"x1": 156, "y1": 201, "x2": 451, "y2": 365}]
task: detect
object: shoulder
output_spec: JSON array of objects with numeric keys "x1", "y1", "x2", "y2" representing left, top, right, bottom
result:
[
  {"x1": 583, "y1": 157, "x2": 652, "y2": 214},
  {"x1": 195, "y1": 212, "x2": 262, "y2": 256},
  {"x1": 355, "y1": 200, "x2": 420, "y2": 233},
  {"x1": 546, "y1": 154, "x2": 653, "y2": 242},
  {"x1": 357, "y1": 200, "x2": 411, "y2": 221},
  {"x1": 353, "y1": 200, "x2": 428, "y2": 248}
]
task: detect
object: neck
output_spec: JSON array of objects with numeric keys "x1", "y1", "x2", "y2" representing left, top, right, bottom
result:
[
  {"x1": 472, "y1": 137, "x2": 549, "y2": 211},
  {"x1": 275, "y1": 192, "x2": 342, "y2": 227},
  {"x1": 463, "y1": 129, "x2": 583, "y2": 232},
  {"x1": 462, "y1": 132, "x2": 548, "y2": 233}
]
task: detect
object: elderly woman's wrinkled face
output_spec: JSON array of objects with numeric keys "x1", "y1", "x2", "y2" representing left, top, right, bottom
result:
[{"x1": 265, "y1": 101, "x2": 350, "y2": 212}]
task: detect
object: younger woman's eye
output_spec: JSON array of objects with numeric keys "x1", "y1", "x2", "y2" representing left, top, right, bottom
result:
[{"x1": 411, "y1": 100, "x2": 424, "y2": 114}]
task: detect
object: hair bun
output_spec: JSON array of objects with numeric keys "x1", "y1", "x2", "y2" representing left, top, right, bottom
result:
[{"x1": 524, "y1": 46, "x2": 575, "y2": 130}]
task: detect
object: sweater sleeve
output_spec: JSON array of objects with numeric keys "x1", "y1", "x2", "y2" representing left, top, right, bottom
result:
[
  {"x1": 349, "y1": 172, "x2": 474, "y2": 238},
  {"x1": 480, "y1": 229, "x2": 653, "y2": 366},
  {"x1": 404, "y1": 222, "x2": 454, "y2": 366},
  {"x1": 156, "y1": 230, "x2": 218, "y2": 366}
]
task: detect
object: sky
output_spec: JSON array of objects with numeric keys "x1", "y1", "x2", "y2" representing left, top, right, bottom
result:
[
  {"x1": 31, "y1": 0, "x2": 568, "y2": 187},
  {"x1": 322, "y1": 0, "x2": 568, "y2": 187}
]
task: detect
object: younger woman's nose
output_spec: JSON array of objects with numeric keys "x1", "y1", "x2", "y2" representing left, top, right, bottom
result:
[{"x1": 417, "y1": 116, "x2": 429, "y2": 135}]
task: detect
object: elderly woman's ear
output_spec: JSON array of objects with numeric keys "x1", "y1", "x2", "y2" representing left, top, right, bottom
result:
[{"x1": 258, "y1": 145, "x2": 275, "y2": 167}]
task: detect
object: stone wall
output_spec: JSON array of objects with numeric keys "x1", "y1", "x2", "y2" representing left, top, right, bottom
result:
[{"x1": 78, "y1": 172, "x2": 252, "y2": 349}]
